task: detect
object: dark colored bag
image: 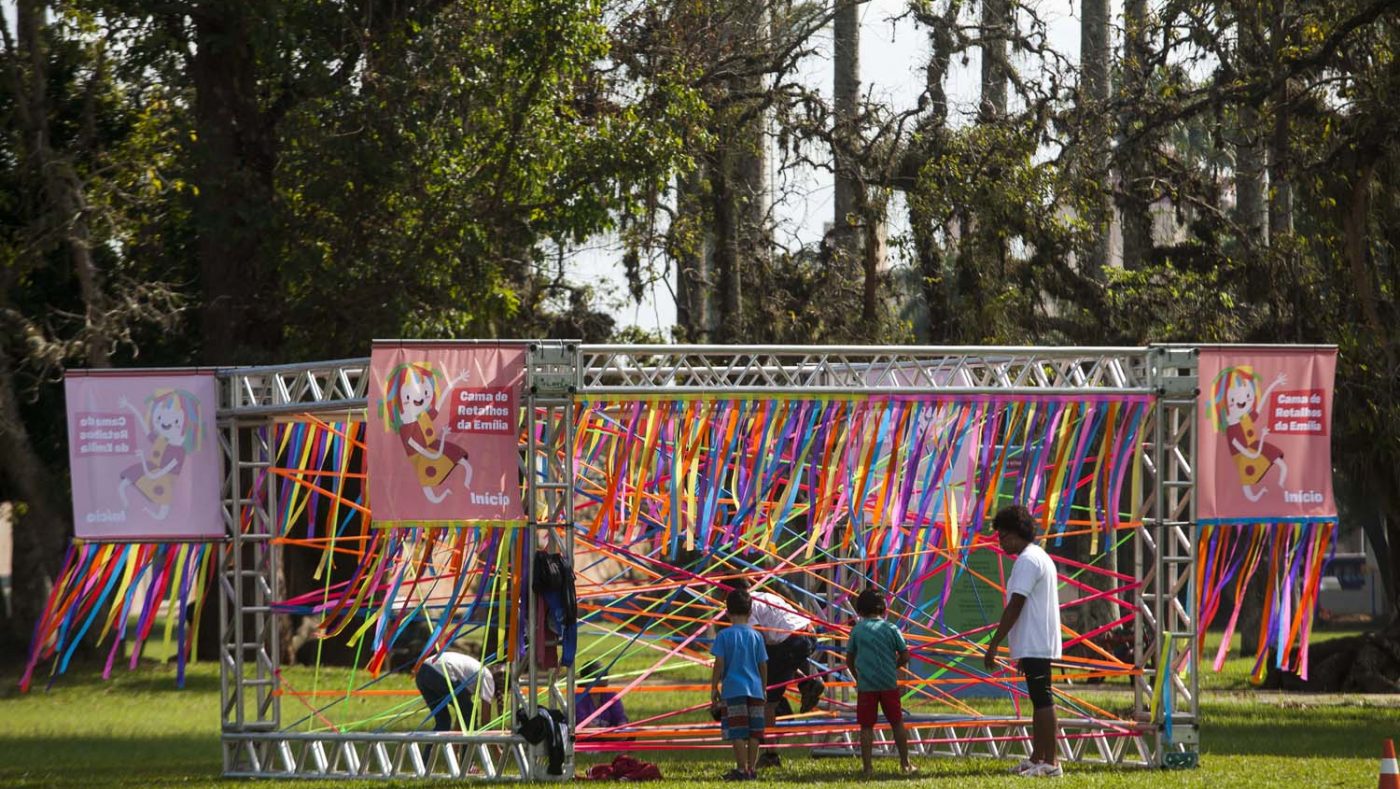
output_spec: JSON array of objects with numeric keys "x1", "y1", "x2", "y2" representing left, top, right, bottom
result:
[{"x1": 533, "y1": 552, "x2": 578, "y2": 624}]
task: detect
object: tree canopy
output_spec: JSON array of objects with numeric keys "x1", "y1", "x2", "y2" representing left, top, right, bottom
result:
[{"x1": 2, "y1": 0, "x2": 1398, "y2": 656}]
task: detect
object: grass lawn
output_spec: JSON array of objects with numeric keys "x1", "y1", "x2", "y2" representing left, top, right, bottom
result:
[
  {"x1": 2, "y1": 668, "x2": 1394, "y2": 787},
  {"x1": 1, "y1": 628, "x2": 1394, "y2": 787}
]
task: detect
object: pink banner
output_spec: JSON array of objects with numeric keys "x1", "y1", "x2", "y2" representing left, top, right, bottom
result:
[
  {"x1": 65, "y1": 372, "x2": 223, "y2": 541},
  {"x1": 1197, "y1": 348, "x2": 1337, "y2": 522},
  {"x1": 367, "y1": 342, "x2": 526, "y2": 525}
]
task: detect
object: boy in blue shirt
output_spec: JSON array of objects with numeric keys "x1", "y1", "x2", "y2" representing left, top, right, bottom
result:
[
  {"x1": 711, "y1": 587, "x2": 769, "y2": 780},
  {"x1": 847, "y1": 588, "x2": 916, "y2": 777}
]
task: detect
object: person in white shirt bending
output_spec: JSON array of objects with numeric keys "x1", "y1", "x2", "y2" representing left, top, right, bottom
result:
[
  {"x1": 982, "y1": 505, "x2": 1064, "y2": 778},
  {"x1": 416, "y1": 643, "x2": 498, "y2": 732},
  {"x1": 730, "y1": 577, "x2": 825, "y2": 768}
]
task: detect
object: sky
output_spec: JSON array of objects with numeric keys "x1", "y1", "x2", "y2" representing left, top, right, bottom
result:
[{"x1": 572, "y1": 0, "x2": 1096, "y2": 337}]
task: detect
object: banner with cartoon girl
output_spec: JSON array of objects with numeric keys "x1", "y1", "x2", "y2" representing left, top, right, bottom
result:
[
  {"x1": 65, "y1": 371, "x2": 222, "y2": 541},
  {"x1": 1197, "y1": 347, "x2": 1337, "y2": 523},
  {"x1": 367, "y1": 342, "x2": 526, "y2": 525}
]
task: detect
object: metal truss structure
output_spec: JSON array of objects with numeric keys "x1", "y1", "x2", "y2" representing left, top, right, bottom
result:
[
  {"x1": 812, "y1": 715, "x2": 1153, "y2": 766},
  {"x1": 215, "y1": 343, "x2": 1203, "y2": 779},
  {"x1": 1137, "y1": 346, "x2": 1201, "y2": 767},
  {"x1": 580, "y1": 345, "x2": 1154, "y2": 395},
  {"x1": 224, "y1": 732, "x2": 531, "y2": 780}
]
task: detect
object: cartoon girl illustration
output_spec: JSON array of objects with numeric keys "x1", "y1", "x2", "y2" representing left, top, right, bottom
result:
[
  {"x1": 380, "y1": 362, "x2": 474, "y2": 504},
  {"x1": 117, "y1": 389, "x2": 204, "y2": 519},
  {"x1": 1206, "y1": 366, "x2": 1289, "y2": 502}
]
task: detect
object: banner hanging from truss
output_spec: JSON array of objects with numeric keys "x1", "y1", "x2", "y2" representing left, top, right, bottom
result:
[
  {"x1": 64, "y1": 370, "x2": 221, "y2": 541},
  {"x1": 1197, "y1": 347, "x2": 1337, "y2": 524},
  {"x1": 367, "y1": 341, "x2": 525, "y2": 526}
]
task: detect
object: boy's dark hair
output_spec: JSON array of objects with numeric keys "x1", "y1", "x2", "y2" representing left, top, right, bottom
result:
[
  {"x1": 729, "y1": 577, "x2": 751, "y2": 592},
  {"x1": 726, "y1": 588, "x2": 753, "y2": 617},
  {"x1": 992, "y1": 505, "x2": 1037, "y2": 542},
  {"x1": 855, "y1": 588, "x2": 886, "y2": 617}
]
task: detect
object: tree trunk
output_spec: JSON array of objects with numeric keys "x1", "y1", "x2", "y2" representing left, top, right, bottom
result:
[
  {"x1": 1079, "y1": 0, "x2": 1112, "y2": 277},
  {"x1": 14, "y1": 1, "x2": 110, "y2": 367},
  {"x1": 711, "y1": 146, "x2": 743, "y2": 341},
  {"x1": 0, "y1": 348, "x2": 70, "y2": 659},
  {"x1": 832, "y1": 0, "x2": 884, "y2": 326},
  {"x1": 1234, "y1": 1, "x2": 1268, "y2": 260},
  {"x1": 1234, "y1": 109, "x2": 1267, "y2": 250},
  {"x1": 0, "y1": 0, "x2": 109, "y2": 663},
  {"x1": 1118, "y1": 0, "x2": 1154, "y2": 270},
  {"x1": 703, "y1": 0, "x2": 772, "y2": 343},
  {"x1": 1267, "y1": 0, "x2": 1293, "y2": 242},
  {"x1": 1374, "y1": 473, "x2": 1400, "y2": 618},
  {"x1": 832, "y1": 0, "x2": 860, "y2": 264},
  {"x1": 734, "y1": 127, "x2": 767, "y2": 323},
  {"x1": 673, "y1": 166, "x2": 711, "y2": 342},
  {"x1": 922, "y1": 0, "x2": 959, "y2": 128},
  {"x1": 978, "y1": 0, "x2": 1008, "y2": 122},
  {"x1": 1237, "y1": 566, "x2": 1268, "y2": 658},
  {"x1": 191, "y1": 3, "x2": 283, "y2": 364},
  {"x1": 857, "y1": 184, "x2": 886, "y2": 327},
  {"x1": 910, "y1": 198, "x2": 951, "y2": 341},
  {"x1": 903, "y1": 0, "x2": 960, "y2": 341}
]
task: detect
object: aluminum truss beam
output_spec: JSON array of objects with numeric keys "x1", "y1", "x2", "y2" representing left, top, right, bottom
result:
[
  {"x1": 222, "y1": 732, "x2": 531, "y2": 780},
  {"x1": 1137, "y1": 346, "x2": 1201, "y2": 767},
  {"x1": 222, "y1": 358, "x2": 370, "y2": 418},
  {"x1": 214, "y1": 343, "x2": 1202, "y2": 778},
  {"x1": 579, "y1": 345, "x2": 1152, "y2": 395},
  {"x1": 217, "y1": 397, "x2": 280, "y2": 741},
  {"x1": 217, "y1": 346, "x2": 1155, "y2": 413},
  {"x1": 524, "y1": 341, "x2": 582, "y2": 779},
  {"x1": 811, "y1": 717, "x2": 1153, "y2": 766},
  {"x1": 217, "y1": 344, "x2": 579, "y2": 781}
]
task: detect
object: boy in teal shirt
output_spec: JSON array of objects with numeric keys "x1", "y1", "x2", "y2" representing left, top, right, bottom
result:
[{"x1": 846, "y1": 588, "x2": 916, "y2": 777}]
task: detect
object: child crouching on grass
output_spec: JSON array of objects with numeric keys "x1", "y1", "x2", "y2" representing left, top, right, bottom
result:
[
  {"x1": 847, "y1": 588, "x2": 916, "y2": 777},
  {"x1": 711, "y1": 586, "x2": 769, "y2": 780}
]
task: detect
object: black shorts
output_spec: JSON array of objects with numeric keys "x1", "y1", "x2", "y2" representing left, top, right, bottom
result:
[
  {"x1": 765, "y1": 634, "x2": 815, "y2": 704},
  {"x1": 1018, "y1": 658, "x2": 1054, "y2": 710}
]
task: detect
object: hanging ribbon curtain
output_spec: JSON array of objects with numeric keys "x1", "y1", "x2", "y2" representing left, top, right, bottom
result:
[
  {"x1": 21, "y1": 540, "x2": 215, "y2": 692},
  {"x1": 1195, "y1": 520, "x2": 1336, "y2": 681},
  {"x1": 574, "y1": 396, "x2": 1152, "y2": 565}
]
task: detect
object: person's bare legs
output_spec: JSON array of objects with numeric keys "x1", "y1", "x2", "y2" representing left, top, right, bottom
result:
[
  {"x1": 891, "y1": 720, "x2": 914, "y2": 771},
  {"x1": 731, "y1": 740, "x2": 747, "y2": 772},
  {"x1": 763, "y1": 700, "x2": 779, "y2": 761},
  {"x1": 859, "y1": 726, "x2": 874, "y2": 777},
  {"x1": 1032, "y1": 706, "x2": 1058, "y2": 765},
  {"x1": 746, "y1": 737, "x2": 762, "y2": 774}
]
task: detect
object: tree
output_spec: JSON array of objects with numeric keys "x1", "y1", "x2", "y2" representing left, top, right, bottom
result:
[
  {"x1": 1, "y1": 0, "x2": 701, "y2": 658},
  {"x1": 0, "y1": 1, "x2": 184, "y2": 654},
  {"x1": 1077, "y1": 0, "x2": 1111, "y2": 278}
]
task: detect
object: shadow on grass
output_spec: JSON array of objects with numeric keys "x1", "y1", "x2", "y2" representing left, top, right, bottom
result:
[{"x1": 0, "y1": 734, "x2": 222, "y2": 787}]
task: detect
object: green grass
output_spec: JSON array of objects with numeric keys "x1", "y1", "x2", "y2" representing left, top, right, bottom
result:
[{"x1": 2, "y1": 656, "x2": 1396, "y2": 788}]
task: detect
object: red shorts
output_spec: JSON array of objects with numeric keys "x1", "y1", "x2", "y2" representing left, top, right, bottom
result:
[{"x1": 856, "y1": 690, "x2": 903, "y2": 728}]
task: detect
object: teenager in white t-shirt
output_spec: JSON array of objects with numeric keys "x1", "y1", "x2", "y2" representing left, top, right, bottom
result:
[{"x1": 983, "y1": 505, "x2": 1064, "y2": 778}]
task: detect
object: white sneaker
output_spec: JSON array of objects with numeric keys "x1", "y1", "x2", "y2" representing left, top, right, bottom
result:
[
  {"x1": 1009, "y1": 759, "x2": 1036, "y2": 774},
  {"x1": 1024, "y1": 762, "x2": 1063, "y2": 778}
]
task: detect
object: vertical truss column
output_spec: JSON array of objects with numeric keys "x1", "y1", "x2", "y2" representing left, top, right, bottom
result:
[
  {"x1": 218, "y1": 403, "x2": 281, "y2": 767},
  {"x1": 524, "y1": 341, "x2": 581, "y2": 780},
  {"x1": 1136, "y1": 346, "x2": 1200, "y2": 767}
]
